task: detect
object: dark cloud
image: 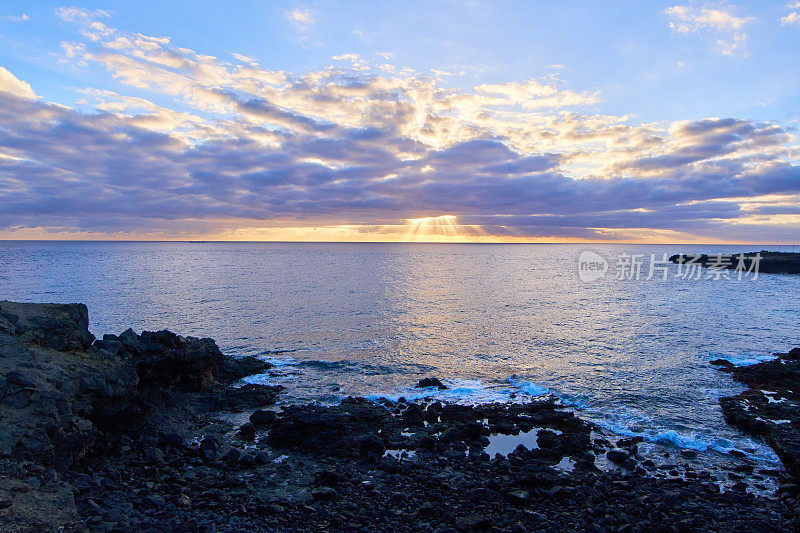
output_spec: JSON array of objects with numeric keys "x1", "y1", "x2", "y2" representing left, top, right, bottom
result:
[{"x1": 1, "y1": 25, "x2": 799, "y2": 242}]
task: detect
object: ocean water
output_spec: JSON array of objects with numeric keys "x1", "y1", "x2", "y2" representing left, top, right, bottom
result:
[{"x1": 2, "y1": 241, "x2": 798, "y2": 464}]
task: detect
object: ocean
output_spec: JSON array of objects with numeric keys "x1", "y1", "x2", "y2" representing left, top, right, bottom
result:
[{"x1": 2, "y1": 240, "x2": 798, "y2": 466}]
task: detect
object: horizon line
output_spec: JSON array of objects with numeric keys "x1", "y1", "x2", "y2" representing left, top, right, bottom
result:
[{"x1": 0, "y1": 239, "x2": 798, "y2": 246}]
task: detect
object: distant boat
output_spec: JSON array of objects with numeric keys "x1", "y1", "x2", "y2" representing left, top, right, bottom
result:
[{"x1": 188, "y1": 240, "x2": 207, "y2": 244}]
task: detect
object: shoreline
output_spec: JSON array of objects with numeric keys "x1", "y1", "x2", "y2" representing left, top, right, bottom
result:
[{"x1": 1, "y1": 301, "x2": 798, "y2": 531}]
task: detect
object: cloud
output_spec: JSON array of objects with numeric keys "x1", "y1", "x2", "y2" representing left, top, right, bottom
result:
[
  {"x1": 781, "y1": 10, "x2": 800, "y2": 26},
  {"x1": 0, "y1": 67, "x2": 37, "y2": 99},
  {"x1": 286, "y1": 8, "x2": 314, "y2": 27},
  {"x1": 55, "y1": 6, "x2": 110, "y2": 22},
  {"x1": 0, "y1": 10, "x2": 799, "y2": 242},
  {"x1": 285, "y1": 7, "x2": 320, "y2": 45},
  {"x1": 1, "y1": 13, "x2": 30, "y2": 22},
  {"x1": 665, "y1": 4, "x2": 754, "y2": 56}
]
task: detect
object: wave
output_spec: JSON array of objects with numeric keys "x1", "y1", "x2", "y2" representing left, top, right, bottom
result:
[
  {"x1": 257, "y1": 356, "x2": 398, "y2": 376},
  {"x1": 365, "y1": 379, "x2": 519, "y2": 405},
  {"x1": 702, "y1": 351, "x2": 778, "y2": 367},
  {"x1": 503, "y1": 377, "x2": 779, "y2": 463},
  {"x1": 244, "y1": 354, "x2": 781, "y2": 465}
]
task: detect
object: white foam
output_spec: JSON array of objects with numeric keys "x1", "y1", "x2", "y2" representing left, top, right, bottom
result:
[
  {"x1": 365, "y1": 378, "x2": 521, "y2": 405},
  {"x1": 261, "y1": 356, "x2": 301, "y2": 366},
  {"x1": 506, "y1": 377, "x2": 589, "y2": 408},
  {"x1": 705, "y1": 352, "x2": 777, "y2": 367}
]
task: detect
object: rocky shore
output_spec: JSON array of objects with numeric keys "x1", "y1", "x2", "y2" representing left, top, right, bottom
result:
[
  {"x1": 1, "y1": 301, "x2": 799, "y2": 531},
  {"x1": 668, "y1": 251, "x2": 800, "y2": 274},
  {"x1": 712, "y1": 348, "x2": 800, "y2": 479}
]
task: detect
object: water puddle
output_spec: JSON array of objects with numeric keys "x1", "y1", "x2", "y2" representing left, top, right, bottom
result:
[
  {"x1": 555, "y1": 456, "x2": 576, "y2": 472},
  {"x1": 484, "y1": 428, "x2": 542, "y2": 457},
  {"x1": 383, "y1": 449, "x2": 417, "y2": 460}
]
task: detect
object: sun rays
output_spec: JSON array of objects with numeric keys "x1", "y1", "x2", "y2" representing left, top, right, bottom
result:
[{"x1": 402, "y1": 215, "x2": 489, "y2": 242}]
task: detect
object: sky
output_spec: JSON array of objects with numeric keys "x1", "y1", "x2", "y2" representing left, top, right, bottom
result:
[{"x1": 0, "y1": 1, "x2": 799, "y2": 242}]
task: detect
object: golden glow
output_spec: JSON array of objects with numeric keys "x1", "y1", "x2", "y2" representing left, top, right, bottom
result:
[
  {"x1": 403, "y1": 215, "x2": 482, "y2": 242},
  {"x1": 0, "y1": 216, "x2": 793, "y2": 244}
]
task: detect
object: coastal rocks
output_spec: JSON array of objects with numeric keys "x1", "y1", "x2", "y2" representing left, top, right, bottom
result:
[
  {"x1": 268, "y1": 399, "x2": 398, "y2": 457},
  {"x1": 0, "y1": 300, "x2": 95, "y2": 351},
  {"x1": 3, "y1": 300, "x2": 800, "y2": 531},
  {"x1": 199, "y1": 437, "x2": 220, "y2": 461},
  {"x1": 311, "y1": 486, "x2": 338, "y2": 501},
  {"x1": 716, "y1": 347, "x2": 800, "y2": 478},
  {"x1": 0, "y1": 302, "x2": 138, "y2": 466},
  {"x1": 505, "y1": 489, "x2": 530, "y2": 504},
  {"x1": 236, "y1": 423, "x2": 256, "y2": 441},
  {"x1": 250, "y1": 409, "x2": 278, "y2": 426},
  {"x1": 669, "y1": 251, "x2": 800, "y2": 274},
  {"x1": 106, "y1": 329, "x2": 225, "y2": 391},
  {"x1": 709, "y1": 358, "x2": 735, "y2": 369},
  {"x1": 416, "y1": 377, "x2": 448, "y2": 390},
  {"x1": 606, "y1": 450, "x2": 630, "y2": 464},
  {"x1": 96, "y1": 327, "x2": 271, "y2": 393},
  {"x1": 0, "y1": 301, "x2": 282, "y2": 531},
  {"x1": 218, "y1": 354, "x2": 273, "y2": 382},
  {"x1": 57, "y1": 393, "x2": 800, "y2": 531},
  {"x1": 214, "y1": 383, "x2": 284, "y2": 412}
]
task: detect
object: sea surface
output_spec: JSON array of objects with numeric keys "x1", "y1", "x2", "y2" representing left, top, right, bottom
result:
[{"x1": 2, "y1": 241, "x2": 798, "y2": 466}]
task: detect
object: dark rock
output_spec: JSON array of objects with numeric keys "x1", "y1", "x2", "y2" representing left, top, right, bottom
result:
[
  {"x1": 315, "y1": 470, "x2": 342, "y2": 487},
  {"x1": 416, "y1": 377, "x2": 448, "y2": 390},
  {"x1": 311, "y1": 487, "x2": 338, "y2": 501},
  {"x1": 238, "y1": 453, "x2": 256, "y2": 468},
  {"x1": 709, "y1": 358, "x2": 734, "y2": 369},
  {"x1": 158, "y1": 432, "x2": 184, "y2": 448},
  {"x1": 199, "y1": 437, "x2": 219, "y2": 461},
  {"x1": 6, "y1": 371, "x2": 36, "y2": 389},
  {"x1": 93, "y1": 338, "x2": 122, "y2": 356},
  {"x1": 506, "y1": 489, "x2": 530, "y2": 504},
  {"x1": 237, "y1": 423, "x2": 256, "y2": 441},
  {"x1": 223, "y1": 448, "x2": 242, "y2": 463},
  {"x1": 217, "y1": 384, "x2": 284, "y2": 411},
  {"x1": 358, "y1": 434, "x2": 386, "y2": 459},
  {"x1": 268, "y1": 401, "x2": 394, "y2": 457},
  {"x1": 784, "y1": 347, "x2": 800, "y2": 360},
  {"x1": 118, "y1": 328, "x2": 144, "y2": 353},
  {"x1": 669, "y1": 251, "x2": 800, "y2": 274},
  {"x1": 731, "y1": 481, "x2": 748, "y2": 492},
  {"x1": 606, "y1": 450, "x2": 630, "y2": 464},
  {"x1": 129, "y1": 330, "x2": 225, "y2": 391},
  {"x1": 418, "y1": 502, "x2": 436, "y2": 516},
  {"x1": 717, "y1": 347, "x2": 800, "y2": 478},
  {"x1": 0, "y1": 301, "x2": 95, "y2": 351},
  {"x1": 455, "y1": 515, "x2": 490, "y2": 531},
  {"x1": 1, "y1": 301, "x2": 796, "y2": 532},
  {"x1": 217, "y1": 355, "x2": 272, "y2": 382},
  {"x1": 249, "y1": 409, "x2": 277, "y2": 426}
]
